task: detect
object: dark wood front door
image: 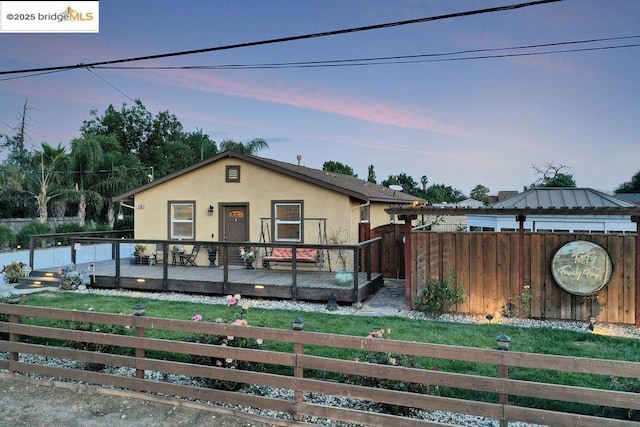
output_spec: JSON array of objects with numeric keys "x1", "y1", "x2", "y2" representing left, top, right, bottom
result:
[{"x1": 222, "y1": 205, "x2": 248, "y2": 265}]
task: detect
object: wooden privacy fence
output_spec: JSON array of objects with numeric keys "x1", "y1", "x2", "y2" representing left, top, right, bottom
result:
[
  {"x1": 1, "y1": 304, "x2": 639, "y2": 426},
  {"x1": 411, "y1": 232, "x2": 637, "y2": 325}
]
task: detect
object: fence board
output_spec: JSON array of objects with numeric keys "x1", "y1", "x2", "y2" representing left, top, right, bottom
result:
[
  {"x1": 411, "y1": 231, "x2": 637, "y2": 324},
  {"x1": 2, "y1": 304, "x2": 640, "y2": 426},
  {"x1": 623, "y1": 235, "x2": 636, "y2": 324}
]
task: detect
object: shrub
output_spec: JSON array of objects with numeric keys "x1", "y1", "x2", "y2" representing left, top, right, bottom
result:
[
  {"x1": 187, "y1": 295, "x2": 264, "y2": 390},
  {"x1": 0, "y1": 226, "x2": 16, "y2": 250},
  {"x1": 416, "y1": 270, "x2": 465, "y2": 318},
  {"x1": 343, "y1": 328, "x2": 439, "y2": 415},
  {"x1": 2, "y1": 260, "x2": 31, "y2": 283},
  {"x1": 61, "y1": 320, "x2": 134, "y2": 370},
  {"x1": 16, "y1": 222, "x2": 51, "y2": 248}
]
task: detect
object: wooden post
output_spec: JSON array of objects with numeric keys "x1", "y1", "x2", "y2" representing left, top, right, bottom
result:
[
  {"x1": 9, "y1": 314, "x2": 20, "y2": 373},
  {"x1": 135, "y1": 324, "x2": 145, "y2": 385},
  {"x1": 499, "y1": 363, "x2": 509, "y2": 427},
  {"x1": 633, "y1": 216, "x2": 640, "y2": 327},
  {"x1": 294, "y1": 342, "x2": 304, "y2": 420},
  {"x1": 399, "y1": 214, "x2": 417, "y2": 309},
  {"x1": 517, "y1": 215, "x2": 526, "y2": 315}
]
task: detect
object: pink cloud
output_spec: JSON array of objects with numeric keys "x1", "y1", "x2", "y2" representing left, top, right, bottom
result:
[{"x1": 143, "y1": 68, "x2": 477, "y2": 138}]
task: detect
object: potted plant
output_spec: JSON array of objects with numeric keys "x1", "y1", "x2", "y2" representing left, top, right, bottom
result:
[
  {"x1": 206, "y1": 245, "x2": 218, "y2": 268},
  {"x1": 239, "y1": 246, "x2": 257, "y2": 269},
  {"x1": 134, "y1": 244, "x2": 147, "y2": 256},
  {"x1": 2, "y1": 261, "x2": 30, "y2": 283},
  {"x1": 328, "y1": 228, "x2": 353, "y2": 287}
]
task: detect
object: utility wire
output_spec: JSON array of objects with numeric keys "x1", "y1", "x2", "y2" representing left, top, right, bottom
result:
[
  {"x1": 0, "y1": 0, "x2": 562, "y2": 77},
  {"x1": 91, "y1": 35, "x2": 640, "y2": 71}
]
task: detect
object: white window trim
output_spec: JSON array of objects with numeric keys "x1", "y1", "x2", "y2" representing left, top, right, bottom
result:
[
  {"x1": 274, "y1": 202, "x2": 302, "y2": 242},
  {"x1": 170, "y1": 202, "x2": 194, "y2": 240}
]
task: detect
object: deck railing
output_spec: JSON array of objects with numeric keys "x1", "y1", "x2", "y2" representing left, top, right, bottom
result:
[
  {"x1": 1, "y1": 303, "x2": 638, "y2": 426},
  {"x1": 25, "y1": 234, "x2": 383, "y2": 302}
]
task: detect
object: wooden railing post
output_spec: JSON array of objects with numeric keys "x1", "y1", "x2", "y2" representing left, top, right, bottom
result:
[
  {"x1": 293, "y1": 341, "x2": 304, "y2": 420},
  {"x1": 9, "y1": 313, "x2": 20, "y2": 373},
  {"x1": 134, "y1": 320, "x2": 146, "y2": 391},
  {"x1": 498, "y1": 363, "x2": 509, "y2": 427}
]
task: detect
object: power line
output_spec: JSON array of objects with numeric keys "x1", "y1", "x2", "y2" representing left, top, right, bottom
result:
[
  {"x1": 90, "y1": 36, "x2": 640, "y2": 71},
  {"x1": 0, "y1": 0, "x2": 562, "y2": 77}
]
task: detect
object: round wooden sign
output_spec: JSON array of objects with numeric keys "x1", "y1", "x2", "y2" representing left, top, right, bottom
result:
[{"x1": 551, "y1": 240, "x2": 613, "y2": 296}]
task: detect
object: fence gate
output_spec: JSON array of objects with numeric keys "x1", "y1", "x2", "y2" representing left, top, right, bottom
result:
[{"x1": 371, "y1": 223, "x2": 405, "y2": 279}]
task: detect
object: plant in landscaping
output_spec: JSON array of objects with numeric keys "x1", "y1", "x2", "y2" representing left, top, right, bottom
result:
[
  {"x1": 187, "y1": 294, "x2": 264, "y2": 390},
  {"x1": 59, "y1": 320, "x2": 134, "y2": 371},
  {"x1": 0, "y1": 225, "x2": 16, "y2": 250},
  {"x1": 503, "y1": 285, "x2": 535, "y2": 318},
  {"x1": 343, "y1": 328, "x2": 439, "y2": 415},
  {"x1": 58, "y1": 262, "x2": 89, "y2": 290},
  {"x1": 2, "y1": 260, "x2": 31, "y2": 283},
  {"x1": 416, "y1": 269, "x2": 465, "y2": 318}
]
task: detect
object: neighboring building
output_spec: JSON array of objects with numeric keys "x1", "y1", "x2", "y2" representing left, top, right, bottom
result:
[
  {"x1": 615, "y1": 193, "x2": 640, "y2": 206},
  {"x1": 467, "y1": 187, "x2": 636, "y2": 233},
  {"x1": 487, "y1": 190, "x2": 518, "y2": 205},
  {"x1": 113, "y1": 152, "x2": 425, "y2": 264}
]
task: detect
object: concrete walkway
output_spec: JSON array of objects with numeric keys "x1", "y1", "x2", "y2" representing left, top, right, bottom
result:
[{"x1": 354, "y1": 279, "x2": 410, "y2": 317}]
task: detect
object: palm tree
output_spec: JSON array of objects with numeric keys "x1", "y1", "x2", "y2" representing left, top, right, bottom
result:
[
  {"x1": 24, "y1": 143, "x2": 68, "y2": 223},
  {"x1": 69, "y1": 134, "x2": 105, "y2": 227},
  {"x1": 219, "y1": 138, "x2": 268, "y2": 155}
]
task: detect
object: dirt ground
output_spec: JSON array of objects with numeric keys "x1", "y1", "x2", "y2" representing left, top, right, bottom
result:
[{"x1": 0, "y1": 376, "x2": 289, "y2": 427}]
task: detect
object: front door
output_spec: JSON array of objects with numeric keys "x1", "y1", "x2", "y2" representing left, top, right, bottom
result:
[{"x1": 222, "y1": 204, "x2": 248, "y2": 265}]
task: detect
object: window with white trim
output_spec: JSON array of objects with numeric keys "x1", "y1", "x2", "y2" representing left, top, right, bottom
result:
[
  {"x1": 274, "y1": 202, "x2": 302, "y2": 242},
  {"x1": 170, "y1": 202, "x2": 194, "y2": 239}
]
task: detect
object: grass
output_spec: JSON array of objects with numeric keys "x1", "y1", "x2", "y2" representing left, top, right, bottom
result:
[{"x1": 9, "y1": 291, "x2": 640, "y2": 420}]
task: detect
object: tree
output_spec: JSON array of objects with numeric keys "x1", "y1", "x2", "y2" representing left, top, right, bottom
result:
[
  {"x1": 322, "y1": 161, "x2": 356, "y2": 176},
  {"x1": 367, "y1": 165, "x2": 376, "y2": 183},
  {"x1": 615, "y1": 169, "x2": 640, "y2": 193},
  {"x1": 470, "y1": 184, "x2": 490, "y2": 204},
  {"x1": 424, "y1": 183, "x2": 466, "y2": 204},
  {"x1": 219, "y1": 138, "x2": 268, "y2": 155},
  {"x1": 24, "y1": 143, "x2": 69, "y2": 223},
  {"x1": 420, "y1": 175, "x2": 428, "y2": 192},
  {"x1": 69, "y1": 134, "x2": 106, "y2": 227},
  {"x1": 527, "y1": 162, "x2": 576, "y2": 189},
  {"x1": 382, "y1": 174, "x2": 418, "y2": 195}
]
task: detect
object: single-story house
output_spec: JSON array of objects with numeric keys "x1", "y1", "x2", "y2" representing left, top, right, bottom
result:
[
  {"x1": 467, "y1": 187, "x2": 636, "y2": 233},
  {"x1": 113, "y1": 151, "x2": 425, "y2": 266}
]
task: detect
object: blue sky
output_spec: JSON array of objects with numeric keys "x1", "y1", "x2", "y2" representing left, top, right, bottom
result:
[{"x1": 1, "y1": 0, "x2": 639, "y2": 196}]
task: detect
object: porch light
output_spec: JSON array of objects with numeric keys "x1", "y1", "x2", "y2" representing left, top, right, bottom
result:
[
  {"x1": 132, "y1": 304, "x2": 146, "y2": 316},
  {"x1": 496, "y1": 334, "x2": 511, "y2": 351},
  {"x1": 207, "y1": 205, "x2": 214, "y2": 216},
  {"x1": 292, "y1": 317, "x2": 305, "y2": 331}
]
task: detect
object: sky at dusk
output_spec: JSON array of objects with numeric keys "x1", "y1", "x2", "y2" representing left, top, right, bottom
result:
[{"x1": 1, "y1": 0, "x2": 639, "y2": 197}]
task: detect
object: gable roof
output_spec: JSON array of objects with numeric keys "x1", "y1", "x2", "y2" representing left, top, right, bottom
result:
[
  {"x1": 491, "y1": 187, "x2": 635, "y2": 209},
  {"x1": 114, "y1": 151, "x2": 425, "y2": 204}
]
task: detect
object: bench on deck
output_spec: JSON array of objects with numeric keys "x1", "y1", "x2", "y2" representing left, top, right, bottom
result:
[{"x1": 262, "y1": 247, "x2": 320, "y2": 269}]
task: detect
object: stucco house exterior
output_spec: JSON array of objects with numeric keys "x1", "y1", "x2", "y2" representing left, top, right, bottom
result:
[{"x1": 113, "y1": 151, "x2": 424, "y2": 266}]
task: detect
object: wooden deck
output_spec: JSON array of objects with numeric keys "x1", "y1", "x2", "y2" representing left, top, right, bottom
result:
[{"x1": 33, "y1": 260, "x2": 384, "y2": 304}]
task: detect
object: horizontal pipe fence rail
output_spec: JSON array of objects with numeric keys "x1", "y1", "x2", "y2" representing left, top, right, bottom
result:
[{"x1": 2, "y1": 304, "x2": 639, "y2": 426}]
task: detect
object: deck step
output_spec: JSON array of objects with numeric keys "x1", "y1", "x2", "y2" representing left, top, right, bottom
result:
[{"x1": 16, "y1": 275, "x2": 62, "y2": 289}]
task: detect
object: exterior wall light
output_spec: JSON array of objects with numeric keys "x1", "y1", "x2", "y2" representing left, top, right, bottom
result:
[{"x1": 207, "y1": 205, "x2": 214, "y2": 216}]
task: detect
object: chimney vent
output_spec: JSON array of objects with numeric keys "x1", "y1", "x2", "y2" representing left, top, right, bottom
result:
[{"x1": 296, "y1": 155, "x2": 302, "y2": 166}]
